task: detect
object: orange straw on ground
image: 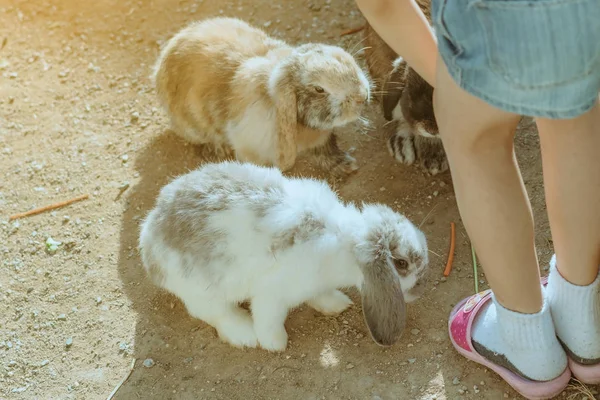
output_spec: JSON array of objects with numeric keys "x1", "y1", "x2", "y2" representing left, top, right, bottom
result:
[
  {"x1": 340, "y1": 25, "x2": 366, "y2": 37},
  {"x1": 443, "y1": 222, "x2": 456, "y2": 277},
  {"x1": 9, "y1": 194, "x2": 89, "y2": 220}
]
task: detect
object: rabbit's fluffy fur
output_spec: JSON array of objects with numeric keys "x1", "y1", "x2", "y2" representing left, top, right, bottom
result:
[
  {"x1": 139, "y1": 161, "x2": 429, "y2": 351},
  {"x1": 362, "y1": 2, "x2": 448, "y2": 176},
  {"x1": 384, "y1": 57, "x2": 448, "y2": 175},
  {"x1": 153, "y1": 17, "x2": 371, "y2": 176}
]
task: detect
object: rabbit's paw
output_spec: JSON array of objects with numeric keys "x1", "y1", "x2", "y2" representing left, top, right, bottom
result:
[
  {"x1": 414, "y1": 136, "x2": 448, "y2": 176},
  {"x1": 216, "y1": 312, "x2": 258, "y2": 348},
  {"x1": 388, "y1": 133, "x2": 416, "y2": 166},
  {"x1": 330, "y1": 152, "x2": 359, "y2": 178},
  {"x1": 256, "y1": 325, "x2": 288, "y2": 352},
  {"x1": 308, "y1": 290, "x2": 353, "y2": 315}
]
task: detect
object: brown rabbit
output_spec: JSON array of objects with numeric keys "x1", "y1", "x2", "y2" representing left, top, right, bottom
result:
[{"x1": 153, "y1": 17, "x2": 371, "y2": 177}]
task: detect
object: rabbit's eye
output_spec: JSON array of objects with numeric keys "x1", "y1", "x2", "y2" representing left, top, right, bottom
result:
[
  {"x1": 393, "y1": 258, "x2": 409, "y2": 272},
  {"x1": 314, "y1": 86, "x2": 325, "y2": 94}
]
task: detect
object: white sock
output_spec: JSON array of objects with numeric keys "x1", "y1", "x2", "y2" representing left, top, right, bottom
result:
[
  {"x1": 546, "y1": 255, "x2": 600, "y2": 364},
  {"x1": 471, "y1": 292, "x2": 567, "y2": 381}
]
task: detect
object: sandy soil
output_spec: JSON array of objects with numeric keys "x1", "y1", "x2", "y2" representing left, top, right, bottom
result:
[{"x1": 1, "y1": 0, "x2": 597, "y2": 399}]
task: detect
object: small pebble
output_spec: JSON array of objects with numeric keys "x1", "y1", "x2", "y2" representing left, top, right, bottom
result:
[
  {"x1": 46, "y1": 237, "x2": 62, "y2": 253},
  {"x1": 452, "y1": 377, "x2": 460, "y2": 385},
  {"x1": 411, "y1": 329, "x2": 420, "y2": 336},
  {"x1": 407, "y1": 358, "x2": 416, "y2": 364},
  {"x1": 458, "y1": 389, "x2": 465, "y2": 395},
  {"x1": 95, "y1": 297, "x2": 102, "y2": 305},
  {"x1": 130, "y1": 111, "x2": 139, "y2": 123},
  {"x1": 65, "y1": 338, "x2": 73, "y2": 347},
  {"x1": 473, "y1": 385, "x2": 480, "y2": 394},
  {"x1": 57, "y1": 314, "x2": 67, "y2": 321},
  {"x1": 504, "y1": 394, "x2": 509, "y2": 398},
  {"x1": 346, "y1": 363, "x2": 354, "y2": 369},
  {"x1": 143, "y1": 358, "x2": 155, "y2": 368},
  {"x1": 440, "y1": 277, "x2": 447, "y2": 282}
]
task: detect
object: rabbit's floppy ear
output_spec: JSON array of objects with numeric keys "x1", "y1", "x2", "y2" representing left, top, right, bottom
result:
[
  {"x1": 382, "y1": 63, "x2": 406, "y2": 121},
  {"x1": 359, "y1": 255, "x2": 406, "y2": 346},
  {"x1": 269, "y1": 60, "x2": 298, "y2": 171}
]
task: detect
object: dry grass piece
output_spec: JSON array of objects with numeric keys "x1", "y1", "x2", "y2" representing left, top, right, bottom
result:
[
  {"x1": 443, "y1": 222, "x2": 456, "y2": 277},
  {"x1": 9, "y1": 194, "x2": 89, "y2": 220},
  {"x1": 340, "y1": 25, "x2": 365, "y2": 37},
  {"x1": 566, "y1": 378, "x2": 596, "y2": 400},
  {"x1": 106, "y1": 358, "x2": 136, "y2": 400}
]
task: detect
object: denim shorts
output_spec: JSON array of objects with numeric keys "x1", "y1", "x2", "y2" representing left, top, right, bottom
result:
[{"x1": 431, "y1": 0, "x2": 600, "y2": 119}]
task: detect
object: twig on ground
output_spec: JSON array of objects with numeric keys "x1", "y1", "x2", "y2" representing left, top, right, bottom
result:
[
  {"x1": 106, "y1": 358, "x2": 136, "y2": 400},
  {"x1": 114, "y1": 182, "x2": 130, "y2": 201},
  {"x1": 9, "y1": 194, "x2": 89, "y2": 220},
  {"x1": 340, "y1": 25, "x2": 365, "y2": 37},
  {"x1": 443, "y1": 222, "x2": 456, "y2": 277},
  {"x1": 471, "y1": 243, "x2": 479, "y2": 293}
]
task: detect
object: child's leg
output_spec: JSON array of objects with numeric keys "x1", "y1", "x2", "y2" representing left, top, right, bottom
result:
[
  {"x1": 537, "y1": 103, "x2": 600, "y2": 370},
  {"x1": 537, "y1": 105, "x2": 600, "y2": 286},
  {"x1": 434, "y1": 57, "x2": 567, "y2": 381},
  {"x1": 433, "y1": 58, "x2": 542, "y2": 314}
]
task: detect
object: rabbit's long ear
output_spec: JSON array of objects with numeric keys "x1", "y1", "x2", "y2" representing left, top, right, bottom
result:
[
  {"x1": 360, "y1": 255, "x2": 406, "y2": 346},
  {"x1": 269, "y1": 61, "x2": 298, "y2": 171},
  {"x1": 382, "y1": 64, "x2": 406, "y2": 121}
]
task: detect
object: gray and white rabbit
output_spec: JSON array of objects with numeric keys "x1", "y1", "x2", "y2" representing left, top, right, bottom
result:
[{"x1": 139, "y1": 161, "x2": 429, "y2": 351}]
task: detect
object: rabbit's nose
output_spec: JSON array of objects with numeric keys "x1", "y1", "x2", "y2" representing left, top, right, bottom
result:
[{"x1": 355, "y1": 95, "x2": 368, "y2": 105}]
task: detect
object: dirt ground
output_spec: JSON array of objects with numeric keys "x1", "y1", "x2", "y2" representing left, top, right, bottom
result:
[{"x1": 1, "y1": 0, "x2": 598, "y2": 399}]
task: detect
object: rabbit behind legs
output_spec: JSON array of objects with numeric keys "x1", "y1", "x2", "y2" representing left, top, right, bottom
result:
[
  {"x1": 362, "y1": 0, "x2": 431, "y2": 93},
  {"x1": 361, "y1": 2, "x2": 448, "y2": 176},
  {"x1": 153, "y1": 17, "x2": 370, "y2": 176},
  {"x1": 383, "y1": 57, "x2": 448, "y2": 176},
  {"x1": 139, "y1": 161, "x2": 429, "y2": 351}
]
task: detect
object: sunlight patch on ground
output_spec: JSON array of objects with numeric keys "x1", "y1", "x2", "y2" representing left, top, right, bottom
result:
[
  {"x1": 417, "y1": 371, "x2": 446, "y2": 400},
  {"x1": 319, "y1": 343, "x2": 339, "y2": 368}
]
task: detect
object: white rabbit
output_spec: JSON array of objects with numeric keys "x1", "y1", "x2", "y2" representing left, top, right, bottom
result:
[{"x1": 139, "y1": 161, "x2": 429, "y2": 351}]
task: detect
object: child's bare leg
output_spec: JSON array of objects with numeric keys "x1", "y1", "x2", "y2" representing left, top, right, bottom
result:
[
  {"x1": 537, "y1": 104, "x2": 600, "y2": 285},
  {"x1": 538, "y1": 102, "x2": 600, "y2": 368},
  {"x1": 435, "y1": 58, "x2": 566, "y2": 381},
  {"x1": 434, "y1": 59, "x2": 542, "y2": 314}
]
